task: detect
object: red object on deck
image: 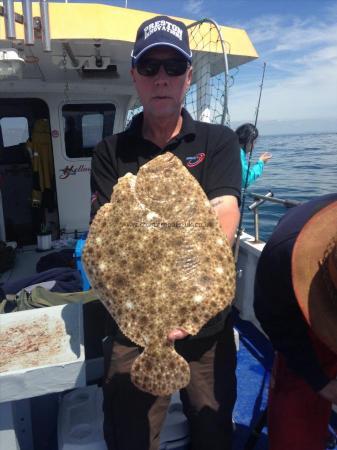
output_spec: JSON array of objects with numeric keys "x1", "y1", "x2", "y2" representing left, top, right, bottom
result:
[{"x1": 268, "y1": 335, "x2": 337, "y2": 450}]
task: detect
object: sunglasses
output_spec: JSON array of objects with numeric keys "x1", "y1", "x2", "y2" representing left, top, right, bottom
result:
[{"x1": 136, "y1": 58, "x2": 190, "y2": 77}]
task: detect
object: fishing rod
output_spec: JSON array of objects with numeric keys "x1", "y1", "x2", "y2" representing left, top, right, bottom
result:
[{"x1": 234, "y1": 62, "x2": 267, "y2": 263}]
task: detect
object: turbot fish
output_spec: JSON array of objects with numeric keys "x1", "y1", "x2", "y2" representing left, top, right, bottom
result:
[{"x1": 82, "y1": 152, "x2": 236, "y2": 396}]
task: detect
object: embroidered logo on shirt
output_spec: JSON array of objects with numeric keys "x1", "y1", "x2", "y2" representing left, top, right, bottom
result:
[{"x1": 186, "y1": 152, "x2": 205, "y2": 168}]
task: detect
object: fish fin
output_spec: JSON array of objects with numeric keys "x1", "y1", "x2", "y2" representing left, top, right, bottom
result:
[{"x1": 131, "y1": 344, "x2": 190, "y2": 396}]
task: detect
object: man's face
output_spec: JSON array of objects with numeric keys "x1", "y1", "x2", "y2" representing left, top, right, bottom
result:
[{"x1": 131, "y1": 47, "x2": 192, "y2": 119}]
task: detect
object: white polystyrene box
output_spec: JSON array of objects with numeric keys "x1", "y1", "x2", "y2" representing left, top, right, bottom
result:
[
  {"x1": 0, "y1": 303, "x2": 85, "y2": 403},
  {"x1": 57, "y1": 387, "x2": 189, "y2": 450},
  {"x1": 58, "y1": 385, "x2": 107, "y2": 450}
]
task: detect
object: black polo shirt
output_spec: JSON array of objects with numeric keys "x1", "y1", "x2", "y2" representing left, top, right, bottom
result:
[
  {"x1": 91, "y1": 108, "x2": 241, "y2": 216},
  {"x1": 90, "y1": 108, "x2": 241, "y2": 340}
]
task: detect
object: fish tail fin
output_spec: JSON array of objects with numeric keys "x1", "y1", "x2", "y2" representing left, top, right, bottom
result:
[{"x1": 131, "y1": 344, "x2": 190, "y2": 396}]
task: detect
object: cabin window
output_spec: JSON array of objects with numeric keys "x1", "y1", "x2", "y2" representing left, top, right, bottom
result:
[
  {"x1": 0, "y1": 117, "x2": 29, "y2": 147},
  {"x1": 62, "y1": 103, "x2": 115, "y2": 158},
  {"x1": 82, "y1": 114, "x2": 104, "y2": 148}
]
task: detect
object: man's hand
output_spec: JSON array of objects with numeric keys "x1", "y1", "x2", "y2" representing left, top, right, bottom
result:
[
  {"x1": 167, "y1": 328, "x2": 189, "y2": 342},
  {"x1": 318, "y1": 379, "x2": 337, "y2": 404}
]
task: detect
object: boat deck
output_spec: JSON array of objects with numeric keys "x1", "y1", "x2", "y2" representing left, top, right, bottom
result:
[
  {"x1": 0, "y1": 245, "x2": 56, "y2": 284},
  {"x1": 233, "y1": 311, "x2": 272, "y2": 449}
]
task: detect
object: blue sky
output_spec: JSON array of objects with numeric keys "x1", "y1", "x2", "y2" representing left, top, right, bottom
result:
[{"x1": 60, "y1": 1, "x2": 337, "y2": 134}]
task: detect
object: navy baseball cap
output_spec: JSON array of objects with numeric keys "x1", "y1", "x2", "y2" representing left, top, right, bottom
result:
[{"x1": 131, "y1": 15, "x2": 192, "y2": 66}]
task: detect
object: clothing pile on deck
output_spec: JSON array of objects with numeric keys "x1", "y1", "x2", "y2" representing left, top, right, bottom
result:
[
  {"x1": 0, "y1": 247, "x2": 109, "y2": 358},
  {"x1": 0, "y1": 249, "x2": 84, "y2": 313}
]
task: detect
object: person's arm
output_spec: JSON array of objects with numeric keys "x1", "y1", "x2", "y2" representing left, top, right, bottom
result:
[
  {"x1": 248, "y1": 160, "x2": 264, "y2": 184},
  {"x1": 241, "y1": 149, "x2": 264, "y2": 187},
  {"x1": 240, "y1": 148, "x2": 249, "y2": 187},
  {"x1": 241, "y1": 150, "x2": 272, "y2": 188},
  {"x1": 210, "y1": 195, "x2": 240, "y2": 246}
]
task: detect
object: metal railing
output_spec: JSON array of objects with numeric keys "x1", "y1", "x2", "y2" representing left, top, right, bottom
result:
[
  {"x1": 0, "y1": 1, "x2": 51, "y2": 51},
  {"x1": 247, "y1": 191, "x2": 301, "y2": 242}
]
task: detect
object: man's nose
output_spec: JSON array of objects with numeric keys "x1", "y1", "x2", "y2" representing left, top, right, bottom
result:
[{"x1": 154, "y1": 65, "x2": 169, "y2": 84}]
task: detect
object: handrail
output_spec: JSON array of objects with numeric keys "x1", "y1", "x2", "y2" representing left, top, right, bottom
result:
[
  {"x1": 248, "y1": 192, "x2": 301, "y2": 209},
  {"x1": 246, "y1": 191, "x2": 301, "y2": 243}
]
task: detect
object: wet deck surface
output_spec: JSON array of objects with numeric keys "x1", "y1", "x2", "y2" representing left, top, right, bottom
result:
[
  {"x1": 0, "y1": 246, "x2": 54, "y2": 284},
  {"x1": 233, "y1": 310, "x2": 272, "y2": 450}
]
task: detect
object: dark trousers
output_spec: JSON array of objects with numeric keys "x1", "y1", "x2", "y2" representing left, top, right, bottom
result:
[{"x1": 102, "y1": 317, "x2": 237, "y2": 450}]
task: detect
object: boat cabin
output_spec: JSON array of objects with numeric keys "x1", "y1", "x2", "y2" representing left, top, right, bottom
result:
[{"x1": 0, "y1": 1, "x2": 257, "y2": 246}]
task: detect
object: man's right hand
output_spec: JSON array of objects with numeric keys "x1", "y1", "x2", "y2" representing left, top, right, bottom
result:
[
  {"x1": 318, "y1": 379, "x2": 337, "y2": 404},
  {"x1": 167, "y1": 328, "x2": 189, "y2": 343}
]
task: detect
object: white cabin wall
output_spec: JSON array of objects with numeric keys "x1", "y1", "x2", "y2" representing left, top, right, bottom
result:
[{"x1": 51, "y1": 92, "x2": 128, "y2": 233}]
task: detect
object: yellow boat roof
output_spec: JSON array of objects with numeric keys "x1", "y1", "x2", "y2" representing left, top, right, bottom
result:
[{"x1": 0, "y1": 2, "x2": 258, "y2": 66}]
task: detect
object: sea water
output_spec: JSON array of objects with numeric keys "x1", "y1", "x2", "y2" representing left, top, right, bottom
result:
[{"x1": 241, "y1": 132, "x2": 337, "y2": 242}]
